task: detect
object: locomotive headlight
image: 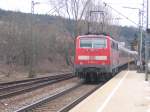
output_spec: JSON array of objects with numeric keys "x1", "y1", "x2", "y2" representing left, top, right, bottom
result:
[
  {"x1": 79, "y1": 62, "x2": 83, "y2": 65},
  {"x1": 78, "y1": 56, "x2": 89, "y2": 60},
  {"x1": 95, "y1": 56, "x2": 107, "y2": 60},
  {"x1": 101, "y1": 62, "x2": 105, "y2": 65}
]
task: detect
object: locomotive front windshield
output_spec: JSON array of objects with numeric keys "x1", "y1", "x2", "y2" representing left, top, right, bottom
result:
[{"x1": 80, "y1": 38, "x2": 107, "y2": 48}]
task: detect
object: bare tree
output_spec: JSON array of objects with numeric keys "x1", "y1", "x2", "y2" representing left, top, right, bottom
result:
[
  {"x1": 50, "y1": 0, "x2": 93, "y2": 37},
  {"x1": 0, "y1": 1, "x2": 122, "y2": 79},
  {"x1": 1, "y1": 14, "x2": 20, "y2": 76}
]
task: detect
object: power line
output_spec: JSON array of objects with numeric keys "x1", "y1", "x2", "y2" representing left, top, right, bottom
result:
[
  {"x1": 103, "y1": 2, "x2": 139, "y2": 26},
  {"x1": 46, "y1": 4, "x2": 65, "y2": 15}
]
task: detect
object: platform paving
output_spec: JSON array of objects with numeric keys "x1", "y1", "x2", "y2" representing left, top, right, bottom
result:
[{"x1": 69, "y1": 70, "x2": 150, "y2": 112}]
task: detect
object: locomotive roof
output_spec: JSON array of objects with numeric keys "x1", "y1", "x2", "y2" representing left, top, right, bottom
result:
[
  {"x1": 78, "y1": 34, "x2": 110, "y2": 39},
  {"x1": 78, "y1": 34, "x2": 118, "y2": 43},
  {"x1": 119, "y1": 46, "x2": 138, "y2": 56}
]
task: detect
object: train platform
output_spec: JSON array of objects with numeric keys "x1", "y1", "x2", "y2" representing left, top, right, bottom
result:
[{"x1": 69, "y1": 70, "x2": 150, "y2": 112}]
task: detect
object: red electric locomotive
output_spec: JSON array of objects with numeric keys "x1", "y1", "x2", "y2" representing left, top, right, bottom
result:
[{"x1": 74, "y1": 34, "x2": 136, "y2": 82}]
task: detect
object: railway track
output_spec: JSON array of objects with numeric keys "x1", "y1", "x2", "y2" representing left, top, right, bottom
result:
[
  {"x1": 58, "y1": 84, "x2": 101, "y2": 112},
  {"x1": 15, "y1": 82, "x2": 102, "y2": 112},
  {"x1": 0, "y1": 73, "x2": 74, "y2": 99},
  {"x1": 0, "y1": 72, "x2": 72, "y2": 87}
]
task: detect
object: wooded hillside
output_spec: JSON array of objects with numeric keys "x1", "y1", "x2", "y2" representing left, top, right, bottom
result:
[{"x1": 0, "y1": 9, "x2": 139, "y2": 78}]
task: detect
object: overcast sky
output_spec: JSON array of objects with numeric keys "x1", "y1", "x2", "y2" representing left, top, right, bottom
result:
[{"x1": 0, "y1": 0, "x2": 148, "y2": 28}]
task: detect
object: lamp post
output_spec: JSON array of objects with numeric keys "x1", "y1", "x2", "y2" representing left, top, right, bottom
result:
[
  {"x1": 123, "y1": 7, "x2": 143, "y2": 71},
  {"x1": 146, "y1": 0, "x2": 149, "y2": 31},
  {"x1": 29, "y1": 0, "x2": 41, "y2": 77},
  {"x1": 145, "y1": 0, "x2": 149, "y2": 81},
  {"x1": 31, "y1": 1, "x2": 41, "y2": 14}
]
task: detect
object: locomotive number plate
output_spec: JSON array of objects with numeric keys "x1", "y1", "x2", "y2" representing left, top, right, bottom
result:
[{"x1": 89, "y1": 56, "x2": 95, "y2": 60}]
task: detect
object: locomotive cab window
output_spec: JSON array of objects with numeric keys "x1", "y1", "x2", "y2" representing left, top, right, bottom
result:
[
  {"x1": 80, "y1": 38, "x2": 107, "y2": 48},
  {"x1": 80, "y1": 39, "x2": 92, "y2": 48}
]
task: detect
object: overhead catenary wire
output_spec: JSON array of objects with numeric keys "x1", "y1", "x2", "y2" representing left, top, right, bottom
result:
[
  {"x1": 103, "y1": 2, "x2": 139, "y2": 27},
  {"x1": 46, "y1": 1, "x2": 139, "y2": 27},
  {"x1": 46, "y1": 4, "x2": 65, "y2": 15}
]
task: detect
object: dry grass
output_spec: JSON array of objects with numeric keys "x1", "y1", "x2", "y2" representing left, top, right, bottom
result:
[{"x1": 0, "y1": 59, "x2": 72, "y2": 83}]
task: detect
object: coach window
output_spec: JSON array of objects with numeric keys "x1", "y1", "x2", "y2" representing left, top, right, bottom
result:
[
  {"x1": 116, "y1": 43, "x2": 118, "y2": 50},
  {"x1": 113, "y1": 43, "x2": 118, "y2": 50},
  {"x1": 111, "y1": 42, "x2": 115, "y2": 49}
]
